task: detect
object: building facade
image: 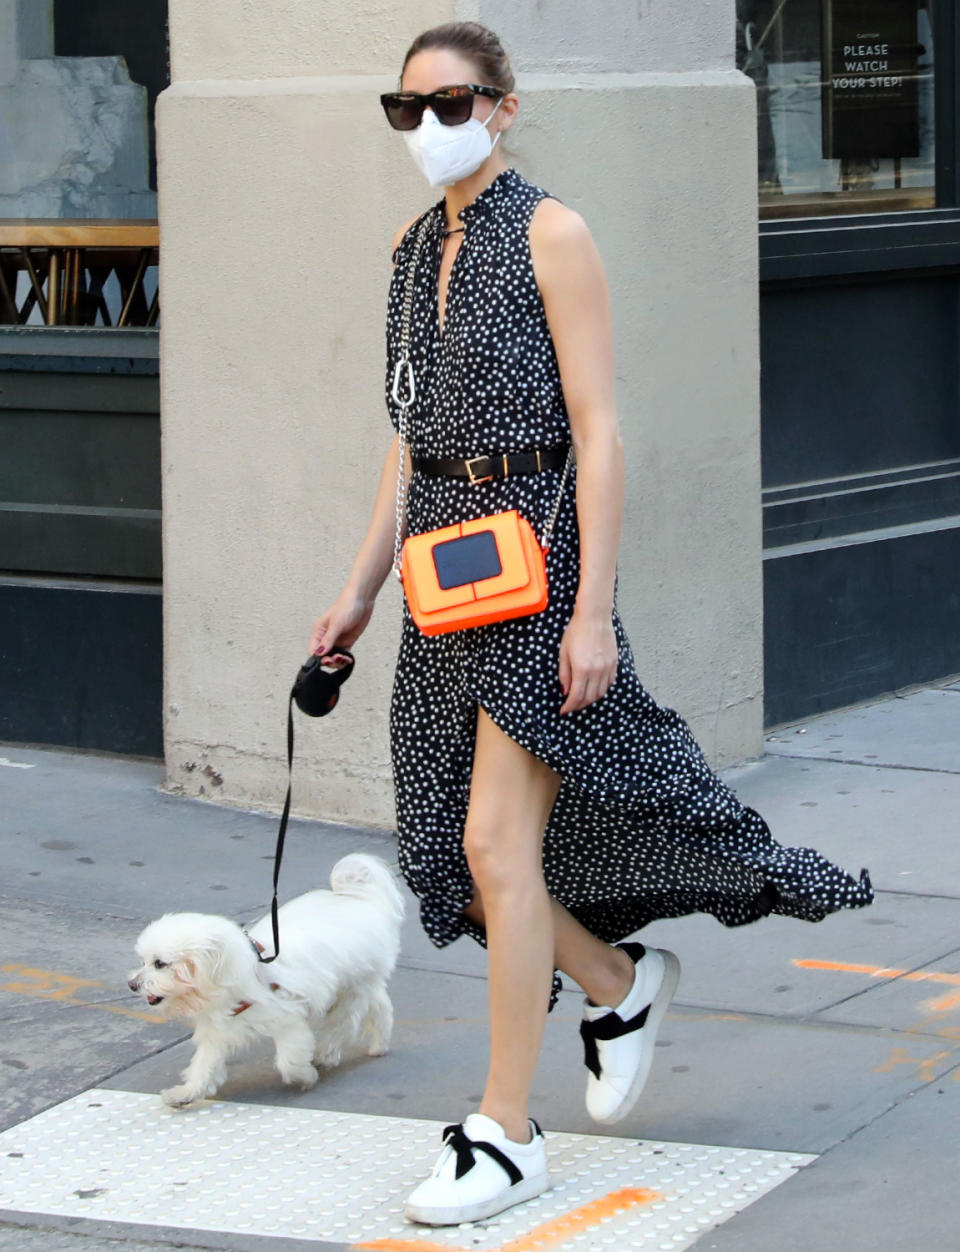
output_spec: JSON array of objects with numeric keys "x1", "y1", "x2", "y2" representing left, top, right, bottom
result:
[{"x1": 1, "y1": 1, "x2": 957, "y2": 830}]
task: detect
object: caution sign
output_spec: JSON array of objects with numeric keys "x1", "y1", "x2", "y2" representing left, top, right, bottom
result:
[{"x1": 821, "y1": 0, "x2": 919, "y2": 158}]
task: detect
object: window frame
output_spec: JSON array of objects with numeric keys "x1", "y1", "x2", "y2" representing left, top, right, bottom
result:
[{"x1": 758, "y1": 0, "x2": 960, "y2": 281}]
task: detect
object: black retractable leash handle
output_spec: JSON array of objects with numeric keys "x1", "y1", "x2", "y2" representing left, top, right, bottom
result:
[{"x1": 255, "y1": 647, "x2": 355, "y2": 965}]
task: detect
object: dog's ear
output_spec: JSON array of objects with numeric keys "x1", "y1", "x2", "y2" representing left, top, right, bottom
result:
[
  {"x1": 174, "y1": 935, "x2": 236, "y2": 995},
  {"x1": 171, "y1": 955, "x2": 198, "y2": 986}
]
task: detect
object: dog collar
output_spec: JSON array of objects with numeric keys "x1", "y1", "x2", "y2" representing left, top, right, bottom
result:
[
  {"x1": 232, "y1": 933, "x2": 279, "y2": 1014},
  {"x1": 231, "y1": 981, "x2": 280, "y2": 1015}
]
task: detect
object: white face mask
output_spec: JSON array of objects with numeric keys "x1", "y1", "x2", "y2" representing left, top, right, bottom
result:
[{"x1": 403, "y1": 96, "x2": 504, "y2": 189}]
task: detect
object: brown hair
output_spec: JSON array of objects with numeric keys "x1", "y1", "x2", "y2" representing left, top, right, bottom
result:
[{"x1": 400, "y1": 22, "x2": 515, "y2": 95}]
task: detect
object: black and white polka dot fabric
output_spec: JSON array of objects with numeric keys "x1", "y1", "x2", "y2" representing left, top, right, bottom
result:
[{"x1": 385, "y1": 167, "x2": 873, "y2": 1004}]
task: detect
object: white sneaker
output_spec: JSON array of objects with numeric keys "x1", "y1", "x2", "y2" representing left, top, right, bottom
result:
[
  {"x1": 581, "y1": 941, "x2": 680, "y2": 1125},
  {"x1": 404, "y1": 1112, "x2": 549, "y2": 1226}
]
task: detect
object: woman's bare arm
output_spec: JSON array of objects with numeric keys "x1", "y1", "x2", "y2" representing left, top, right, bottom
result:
[
  {"x1": 529, "y1": 196, "x2": 623, "y2": 713},
  {"x1": 530, "y1": 196, "x2": 624, "y2": 616},
  {"x1": 348, "y1": 212, "x2": 424, "y2": 598},
  {"x1": 310, "y1": 433, "x2": 411, "y2": 656},
  {"x1": 309, "y1": 215, "x2": 419, "y2": 654},
  {"x1": 346, "y1": 432, "x2": 410, "y2": 604}
]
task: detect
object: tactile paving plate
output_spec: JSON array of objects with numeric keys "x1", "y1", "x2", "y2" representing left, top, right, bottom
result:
[{"x1": 0, "y1": 1090, "x2": 813, "y2": 1250}]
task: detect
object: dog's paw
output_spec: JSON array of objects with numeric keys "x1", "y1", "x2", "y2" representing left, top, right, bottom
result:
[
  {"x1": 314, "y1": 1046, "x2": 342, "y2": 1069},
  {"x1": 161, "y1": 1084, "x2": 203, "y2": 1109},
  {"x1": 366, "y1": 1040, "x2": 389, "y2": 1057},
  {"x1": 281, "y1": 1063, "x2": 319, "y2": 1090}
]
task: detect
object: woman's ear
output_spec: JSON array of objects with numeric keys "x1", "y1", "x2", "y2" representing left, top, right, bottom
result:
[{"x1": 497, "y1": 92, "x2": 519, "y2": 133}]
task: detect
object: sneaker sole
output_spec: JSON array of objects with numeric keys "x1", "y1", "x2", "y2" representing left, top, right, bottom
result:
[
  {"x1": 588, "y1": 947, "x2": 681, "y2": 1126},
  {"x1": 404, "y1": 1169, "x2": 550, "y2": 1226}
]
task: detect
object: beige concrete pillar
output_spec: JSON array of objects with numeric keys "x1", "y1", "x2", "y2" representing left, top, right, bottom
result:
[{"x1": 159, "y1": 0, "x2": 761, "y2": 827}]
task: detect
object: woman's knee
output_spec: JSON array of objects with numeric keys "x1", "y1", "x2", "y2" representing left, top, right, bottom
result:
[
  {"x1": 463, "y1": 820, "x2": 542, "y2": 897},
  {"x1": 463, "y1": 885, "x2": 485, "y2": 925}
]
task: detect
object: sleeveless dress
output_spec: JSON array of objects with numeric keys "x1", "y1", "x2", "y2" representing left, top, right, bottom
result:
[{"x1": 385, "y1": 167, "x2": 872, "y2": 1005}]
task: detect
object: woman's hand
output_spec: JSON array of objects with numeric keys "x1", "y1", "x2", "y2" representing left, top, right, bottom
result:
[
  {"x1": 309, "y1": 587, "x2": 375, "y2": 657},
  {"x1": 558, "y1": 606, "x2": 618, "y2": 714}
]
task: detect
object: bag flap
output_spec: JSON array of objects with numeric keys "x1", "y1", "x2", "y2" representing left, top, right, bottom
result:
[{"x1": 462, "y1": 511, "x2": 536, "y2": 599}]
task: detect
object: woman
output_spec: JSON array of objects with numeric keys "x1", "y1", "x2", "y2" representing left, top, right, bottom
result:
[{"x1": 310, "y1": 21, "x2": 872, "y2": 1228}]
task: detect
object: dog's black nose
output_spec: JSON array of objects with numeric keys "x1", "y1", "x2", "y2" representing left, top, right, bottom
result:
[{"x1": 128, "y1": 977, "x2": 140, "y2": 992}]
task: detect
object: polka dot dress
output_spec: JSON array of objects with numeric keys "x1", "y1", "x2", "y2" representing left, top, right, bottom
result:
[{"x1": 385, "y1": 167, "x2": 873, "y2": 1005}]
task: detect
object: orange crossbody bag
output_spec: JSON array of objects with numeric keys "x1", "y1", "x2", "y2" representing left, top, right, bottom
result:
[{"x1": 391, "y1": 215, "x2": 573, "y2": 637}]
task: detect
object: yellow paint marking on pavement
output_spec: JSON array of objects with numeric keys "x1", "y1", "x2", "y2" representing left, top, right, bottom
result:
[
  {"x1": 353, "y1": 1186, "x2": 662, "y2": 1252},
  {"x1": 0, "y1": 963, "x2": 161, "y2": 1025}
]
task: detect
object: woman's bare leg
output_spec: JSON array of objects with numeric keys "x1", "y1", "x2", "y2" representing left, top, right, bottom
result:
[
  {"x1": 465, "y1": 891, "x2": 636, "y2": 1010},
  {"x1": 462, "y1": 706, "x2": 561, "y2": 1143}
]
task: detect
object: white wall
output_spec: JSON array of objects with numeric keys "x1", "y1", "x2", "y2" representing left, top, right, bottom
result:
[
  {"x1": 463, "y1": 0, "x2": 735, "y2": 73},
  {"x1": 159, "y1": 1, "x2": 761, "y2": 825}
]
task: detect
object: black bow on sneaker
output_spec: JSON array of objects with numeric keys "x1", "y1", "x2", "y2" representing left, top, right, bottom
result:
[
  {"x1": 579, "y1": 1004, "x2": 653, "y2": 1080},
  {"x1": 579, "y1": 940, "x2": 651, "y2": 1079},
  {"x1": 441, "y1": 1123, "x2": 535, "y2": 1184}
]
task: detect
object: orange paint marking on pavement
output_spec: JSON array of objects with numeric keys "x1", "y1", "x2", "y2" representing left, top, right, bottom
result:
[
  {"x1": 0, "y1": 963, "x2": 161, "y2": 1024},
  {"x1": 921, "y1": 989, "x2": 960, "y2": 1014},
  {"x1": 794, "y1": 957, "x2": 960, "y2": 1027},
  {"x1": 353, "y1": 1242, "x2": 459, "y2": 1252},
  {"x1": 97, "y1": 1002, "x2": 165, "y2": 1024},
  {"x1": 352, "y1": 1186, "x2": 662, "y2": 1252},
  {"x1": 794, "y1": 959, "x2": 960, "y2": 1070},
  {"x1": 793, "y1": 959, "x2": 960, "y2": 988},
  {"x1": 1, "y1": 963, "x2": 103, "y2": 1000},
  {"x1": 352, "y1": 1240, "x2": 460, "y2": 1252},
  {"x1": 874, "y1": 1045, "x2": 954, "y2": 1082},
  {"x1": 496, "y1": 1186, "x2": 662, "y2": 1252}
]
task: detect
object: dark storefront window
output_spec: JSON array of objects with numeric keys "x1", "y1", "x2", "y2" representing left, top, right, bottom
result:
[
  {"x1": 0, "y1": 0, "x2": 168, "y2": 326},
  {"x1": 749, "y1": 1, "x2": 960, "y2": 724},
  {"x1": 738, "y1": 0, "x2": 937, "y2": 218}
]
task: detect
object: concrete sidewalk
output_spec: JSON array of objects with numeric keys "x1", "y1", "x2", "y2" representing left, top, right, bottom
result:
[{"x1": 1, "y1": 677, "x2": 959, "y2": 1250}]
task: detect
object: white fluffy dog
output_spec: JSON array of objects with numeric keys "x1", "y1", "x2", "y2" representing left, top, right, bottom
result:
[{"x1": 128, "y1": 853, "x2": 405, "y2": 1109}]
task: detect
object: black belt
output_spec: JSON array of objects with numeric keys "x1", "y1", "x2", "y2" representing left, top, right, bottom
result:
[{"x1": 412, "y1": 445, "x2": 570, "y2": 485}]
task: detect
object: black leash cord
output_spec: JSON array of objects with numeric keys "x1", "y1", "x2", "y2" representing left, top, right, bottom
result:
[
  {"x1": 254, "y1": 647, "x2": 355, "y2": 964},
  {"x1": 256, "y1": 686, "x2": 296, "y2": 965}
]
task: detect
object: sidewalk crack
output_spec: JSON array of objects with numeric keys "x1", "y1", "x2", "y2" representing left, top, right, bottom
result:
[
  {"x1": 764, "y1": 752, "x2": 960, "y2": 776},
  {"x1": 793, "y1": 1054, "x2": 960, "y2": 1167}
]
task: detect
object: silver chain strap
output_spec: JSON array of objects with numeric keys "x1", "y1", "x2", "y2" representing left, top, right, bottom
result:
[
  {"x1": 391, "y1": 214, "x2": 431, "y2": 581},
  {"x1": 390, "y1": 212, "x2": 574, "y2": 582},
  {"x1": 541, "y1": 443, "x2": 574, "y2": 550}
]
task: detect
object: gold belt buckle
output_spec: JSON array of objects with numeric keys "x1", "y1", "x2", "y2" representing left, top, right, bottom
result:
[{"x1": 465, "y1": 455, "x2": 493, "y2": 485}]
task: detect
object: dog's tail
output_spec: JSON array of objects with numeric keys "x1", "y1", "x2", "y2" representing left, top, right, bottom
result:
[{"x1": 329, "y1": 853, "x2": 405, "y2": 924}]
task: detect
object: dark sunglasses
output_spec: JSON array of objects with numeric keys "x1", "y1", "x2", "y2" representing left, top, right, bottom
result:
[{"x1": 380, "y1": 83, "x2": 503, "y2": 131}]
